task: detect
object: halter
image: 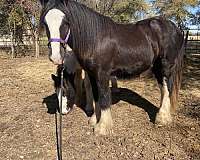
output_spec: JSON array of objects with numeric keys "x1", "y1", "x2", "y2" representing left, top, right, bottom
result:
[{"x1": 49, "y1": 29, "x2": 71, "y2": 45}]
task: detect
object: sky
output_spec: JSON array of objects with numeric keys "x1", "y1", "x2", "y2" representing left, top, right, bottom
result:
[
  {"x1": 188, "y1": 6, "x2": 199, "y2": 29},
  {"x1": 145, "y1": 1, "x2": 200, "y2": 29}
]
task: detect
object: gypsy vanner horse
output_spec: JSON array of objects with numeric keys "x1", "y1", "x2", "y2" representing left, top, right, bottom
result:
[{"x1": 40, "y1": 0, "x2": 184, "y2": 135}]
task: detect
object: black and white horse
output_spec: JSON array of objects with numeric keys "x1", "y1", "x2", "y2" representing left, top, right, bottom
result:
[{"x1": 40, "y1": 0, "x2": 184, "y2": 135}]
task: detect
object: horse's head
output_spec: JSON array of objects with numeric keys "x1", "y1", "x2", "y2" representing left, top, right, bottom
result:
[
  {"x1": 51, "y1": 71, "x2": 76, "y2": 114},
  {"x1": 40, "y1": 0, "x2": 70, "y2": 65},
  {"x1": 51, "y1": 51, "x2": 79, "y2": 114}
]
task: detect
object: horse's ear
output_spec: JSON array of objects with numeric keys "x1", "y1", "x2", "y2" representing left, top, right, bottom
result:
[
  {"x1": 39, "y1": 0, "x2": 49, "y2": 7},
  {"x1": 51, "y1": 74, "x2": 61, "y2": 88}
]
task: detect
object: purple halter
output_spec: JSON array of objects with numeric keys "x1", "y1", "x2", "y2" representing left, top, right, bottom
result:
[{"x1": 49, "y1": 29, "x2": 71, "y2": 44}]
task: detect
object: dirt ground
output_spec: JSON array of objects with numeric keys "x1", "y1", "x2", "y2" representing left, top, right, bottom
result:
[{"x1": 0, "y1": 53, "x2": 199, "y2": 160}]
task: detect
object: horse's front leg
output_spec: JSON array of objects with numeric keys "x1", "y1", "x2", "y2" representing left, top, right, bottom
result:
[
  {"x1": 94, "y1": 72, "x2": 113, "y2": 135},
  {"x1": 84, "y1": 72, "x2": 94, "y2": 117}
]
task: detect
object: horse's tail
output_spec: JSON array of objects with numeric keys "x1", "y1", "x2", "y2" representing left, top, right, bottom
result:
[{"x1": 169, "y1": 32, "x2": 185, "y2": 112}]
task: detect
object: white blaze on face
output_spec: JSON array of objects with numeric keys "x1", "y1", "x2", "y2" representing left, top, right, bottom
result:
[
  {"x1": 57, "y1": 88, "x2": 71, "y2": 114},
  {"x1": 45, "y1": 9, "x2": 65, "y2": 64}
]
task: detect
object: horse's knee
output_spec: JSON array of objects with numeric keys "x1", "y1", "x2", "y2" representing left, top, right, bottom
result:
[{"x1": 98, "y1": 90, "x2": 111, "y2": 110}]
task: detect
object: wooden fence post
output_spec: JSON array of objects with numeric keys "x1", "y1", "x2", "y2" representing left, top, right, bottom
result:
[
  {"x1": 184, "y1": 30, "x2": 189, "y2": 48},
  {"x1": 35, "y1": 30, "x2": 39, "y2": 58},
  {"x1": 10, "y1": 30, "x2": 15, "y2": 59}
]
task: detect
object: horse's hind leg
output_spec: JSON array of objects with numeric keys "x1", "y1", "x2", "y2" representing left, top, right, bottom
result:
[
  {"x1": 156, "y1": 77, "x2": 172, "y2": 125},
  {"x1": 153, "y1": 58, "x2": 172, "y2": 125}
]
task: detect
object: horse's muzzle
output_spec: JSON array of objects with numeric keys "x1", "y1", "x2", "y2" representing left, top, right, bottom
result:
[{"x1": 49, "y1": 56, "x2": 63, "y2": 65}]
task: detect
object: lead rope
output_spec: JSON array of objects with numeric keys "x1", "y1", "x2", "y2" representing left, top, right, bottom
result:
[{"x1": 56, "y1": 67, "x2": 64, "y2": 160}]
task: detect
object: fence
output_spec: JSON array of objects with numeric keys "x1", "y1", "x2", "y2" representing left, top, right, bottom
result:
[
  {"x1": 0, "y1": 28, "x2": 48, "y2": 58},
  {"x1": 0, "y1": 28, "x2": 200, "y2": 58},
  {"x1": 185, "y1": 29, "x2": 200, "y2": 55}
]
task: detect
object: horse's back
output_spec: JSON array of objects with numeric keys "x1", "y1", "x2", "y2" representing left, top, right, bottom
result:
[
  {"x1": 110, "y1": 17, "x2": 184, "y2": 78},
  {"x1": 137, "y1": 17, "x2": 184, "y2": 59}
]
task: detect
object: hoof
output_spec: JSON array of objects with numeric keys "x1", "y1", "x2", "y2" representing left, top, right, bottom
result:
[
  {"x1": 88, "y1": 114, "x2": 97, "y2": 127},
  {"x1": 94, "y1": 121, "x2": 113, "y2": 135},
  {"x1": 155, "y1": 111, "x2": 172, "y2": 126}
]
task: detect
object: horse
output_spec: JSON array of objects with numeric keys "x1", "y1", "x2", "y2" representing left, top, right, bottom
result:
[
  {"x1": 40, "y1": 0, "x2": 185, "y2": 135},
  {"x1": 51, "y1": 50, "x2": 118, "y2": 117}
]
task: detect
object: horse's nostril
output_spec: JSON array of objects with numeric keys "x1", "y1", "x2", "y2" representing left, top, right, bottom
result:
[
  {"x1": 85, "y1": 106, "x2": 94, "y2": 117},
  {"x1": 49, "y1": 56, "x2": 63, "y2": 65}
]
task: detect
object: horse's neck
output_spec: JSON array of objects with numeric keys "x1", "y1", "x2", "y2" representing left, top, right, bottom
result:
[
  {"x1": 67, "y1": 0, "x2": 116, "y2": 54},
  {"x1": 68, "y1": 0, "x2": 113, "y2": 24}
]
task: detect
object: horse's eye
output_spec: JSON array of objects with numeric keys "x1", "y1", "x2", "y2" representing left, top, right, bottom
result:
[{"x1": 61, "y1": 43, "x2": 66, "y2": 49}]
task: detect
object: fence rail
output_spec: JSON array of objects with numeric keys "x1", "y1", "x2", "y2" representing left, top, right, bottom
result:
[
  {"x1": 0, "y1": 28, "x2": 200, "y2": 57},
  {"x1": 185, "y1": 29, "x2": 200, "y2": 55},
  {"x1": 0, "y1": 28, "x2": 49, "y2": 58}
]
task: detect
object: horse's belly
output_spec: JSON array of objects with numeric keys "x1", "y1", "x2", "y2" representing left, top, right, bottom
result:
[{"x1": 111, "y1": 61, "x2": 151, "y2": 79}]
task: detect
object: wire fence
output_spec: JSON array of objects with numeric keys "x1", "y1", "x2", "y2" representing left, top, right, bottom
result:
[
  {"x1": 185, "y1": 29, "x2": 200, "y2": 55},
  {"x1": 0, "y1": 28, "x2": 48, "y2": 58}
]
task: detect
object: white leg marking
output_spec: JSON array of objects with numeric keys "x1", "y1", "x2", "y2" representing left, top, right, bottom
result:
[
  {"x1": 57, "y1": 88, "x2": 71, "y2": 114},
  {"x1": 88, "y1": 101, "x2": 97, "y2": 126},
  {"x1": 45, "y1": 9, "x2": 65, "y2": 64},
  {"x1": 156, "y1": 78, "x2": 172, "y2": 125},
  {"x1": 158, "y1": 84, "x2": 164, "y2": 107},
  {"x1": 81, "y1": 70, "x2": 85, "y2": 79},
  {"x1": 94, "y1": 107, "x2": 113, "y2": 135}
]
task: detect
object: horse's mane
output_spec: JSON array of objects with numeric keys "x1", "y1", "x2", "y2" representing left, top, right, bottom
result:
[{"x1": 66, "y1": 0, "x2": 115, "y2": 55}]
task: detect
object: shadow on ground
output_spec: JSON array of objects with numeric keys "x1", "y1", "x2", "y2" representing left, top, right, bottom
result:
[
  {"x1": 181, "y1": 55, "x2": 200, "y2": 120},
  {"x1": 43, "y1": 88, "x2": 159, "y2": 123},
  {"x1": 111, "y1": 87, "x2": 159, "y2": 123}
]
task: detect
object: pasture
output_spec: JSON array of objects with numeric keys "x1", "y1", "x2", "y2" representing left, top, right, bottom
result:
[{"x1": 0, "y1": 53, "x2": 199, "y2": 160}]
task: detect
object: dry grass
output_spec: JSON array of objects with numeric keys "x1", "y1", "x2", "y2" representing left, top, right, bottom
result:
[{"x1": 0, "y1": 53, "x2": 199, "y2": 160}]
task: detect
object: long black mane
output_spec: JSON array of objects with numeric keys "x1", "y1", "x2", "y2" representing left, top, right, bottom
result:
[{"x1": 66, "y1": 0, "x2": 115, "y2": 56}]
